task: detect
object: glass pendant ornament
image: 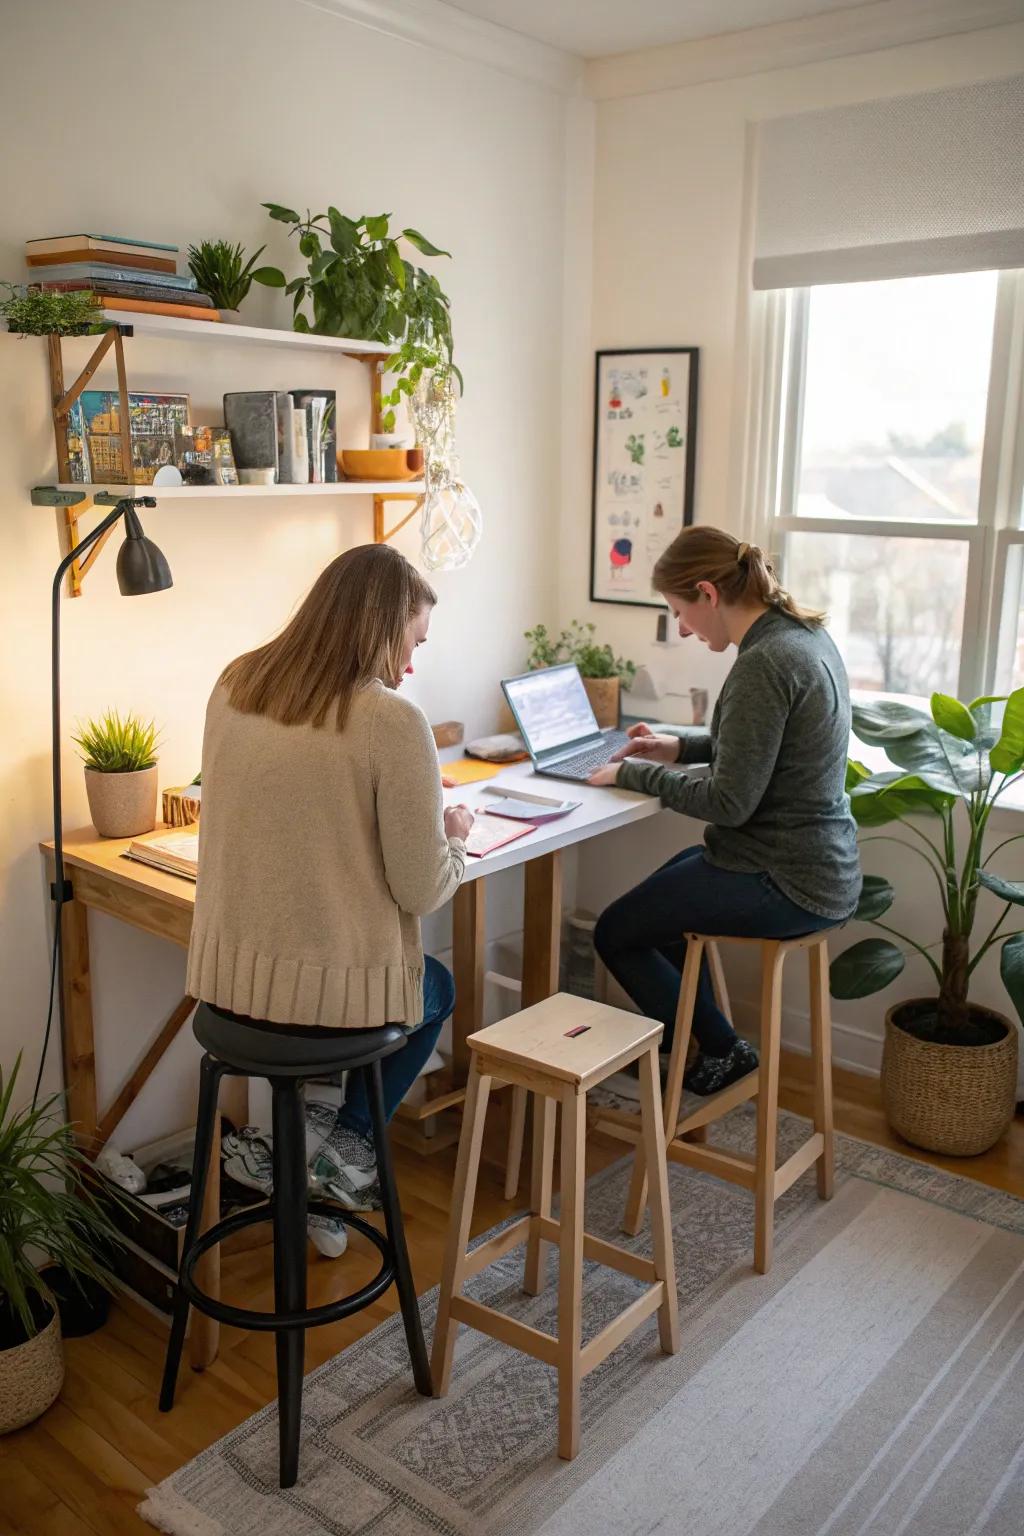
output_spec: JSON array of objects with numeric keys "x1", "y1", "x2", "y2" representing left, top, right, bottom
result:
[{"x1": 409, "y1": 370, "x2": 482, "y2": 572}]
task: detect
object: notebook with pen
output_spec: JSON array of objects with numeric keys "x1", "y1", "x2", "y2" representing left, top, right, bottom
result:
[{"x1": 463, "y1": 813, "x2": 536, "y2": 858}]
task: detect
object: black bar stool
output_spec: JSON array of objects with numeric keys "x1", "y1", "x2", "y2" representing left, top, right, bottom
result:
[{"x1": 159, "y1": 1003, "x2": 431, "y2": 1487}]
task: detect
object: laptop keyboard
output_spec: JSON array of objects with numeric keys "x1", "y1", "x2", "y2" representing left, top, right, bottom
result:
[{"x1": 549, "y1": 731, "x2": 631, "y2": 780}]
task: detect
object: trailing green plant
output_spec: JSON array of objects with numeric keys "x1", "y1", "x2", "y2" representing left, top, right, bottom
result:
[
  {"x1": 0, "y1": 283, "x2": 101, "y2": 337},
  {"x1": 0, "y1": 1053, "x2": 122, "y2": 1344},
  {"x1": 254, "y1": 205, "x2": 459, "y2": 431},
  {"x1": 186, "y1": 239, "x2": 277, "y2": 311},
  {"x1": 73, "y1": 710, "x2": 159, "y2": 773},
  {"x1": 524, "y1": 621, "x2": 637, "y2": 687},
  {"x1": 830, "y1": 690, "x2": 1024, "y2": 1038}
]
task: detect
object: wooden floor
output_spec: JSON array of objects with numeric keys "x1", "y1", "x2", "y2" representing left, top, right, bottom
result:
[{"x1": 3, "y1": 1056, "x2": 1023, "y2": 1536}]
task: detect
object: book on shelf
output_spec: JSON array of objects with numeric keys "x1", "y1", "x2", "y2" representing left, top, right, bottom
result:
[
  {"x1": 26, "y1": 261, "x2": 196, "y2": 290},
  {"x1": 36, "y1": 277, "x2": 214, "y2": 307},
  {"x1": 125, "y1": 830, "x2": 198, "y2": 880},
  {"x1": 66, "y1": 389, "x2": 192, "y2": 484},
  {"x1": 26, "y1": 233, "x2": 178, "y2": 257},
  {"x1": 100, "y1": 296, "x2": 221, "y2": 322},
  {"x1": 27, "y1": 247, "x2": 176, "y2": 274}
]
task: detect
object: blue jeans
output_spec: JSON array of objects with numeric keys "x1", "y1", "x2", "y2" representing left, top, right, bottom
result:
[
  {"x1": 594, "y1": 847, "x2": 838, "y2": 1057},
  {"x1": 337, "y1": 956, "x2": 454, "y2": 1139}
]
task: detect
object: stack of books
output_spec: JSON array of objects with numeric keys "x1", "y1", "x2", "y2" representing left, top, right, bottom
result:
[{"x1": 26, "y1": 233, "x2": 220, "y2": 322}]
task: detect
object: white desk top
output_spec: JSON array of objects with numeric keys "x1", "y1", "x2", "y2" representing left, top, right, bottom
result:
[{"x1": 441, "y1": 759, "x2": 662, "y2": 882}]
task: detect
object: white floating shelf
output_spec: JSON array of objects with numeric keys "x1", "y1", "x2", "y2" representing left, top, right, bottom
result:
[
  {"x1": 54, "y1": 481, "x2": 424, "y2": 499},
  {"x1": 87, "y1": 310, "x2": 398, "y2": 357}
]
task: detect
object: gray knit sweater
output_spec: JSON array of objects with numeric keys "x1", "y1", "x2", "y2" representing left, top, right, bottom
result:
[{"x1": 617, "y1": 608, "x2": 861, "y2": 920}]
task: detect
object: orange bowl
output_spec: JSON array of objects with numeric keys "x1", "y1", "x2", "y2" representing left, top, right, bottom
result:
[{"x1": 338, "y1": 448, "x2": 423, "y2": 481}]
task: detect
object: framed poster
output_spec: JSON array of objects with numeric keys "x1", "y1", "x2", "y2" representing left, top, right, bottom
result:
[{"x1": 589, "y1": 347, "x2": 698, "y2": 607}]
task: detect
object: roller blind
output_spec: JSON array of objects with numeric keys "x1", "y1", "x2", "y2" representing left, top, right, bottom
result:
[{"x1": 752, "y1": 73, "x2": 1024, "y2": 290}]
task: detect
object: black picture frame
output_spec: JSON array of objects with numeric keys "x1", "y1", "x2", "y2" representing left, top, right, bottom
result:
[{"x1": 589, "y1": 346, "x2": 699, "y2": 609}]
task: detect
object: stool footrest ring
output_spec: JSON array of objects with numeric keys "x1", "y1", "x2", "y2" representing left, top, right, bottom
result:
[{"x1": 179, "y1": 1200, "x2": 394, "y2": 1331}]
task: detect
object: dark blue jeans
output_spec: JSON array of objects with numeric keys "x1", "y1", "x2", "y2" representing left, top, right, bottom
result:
[
  {"x1": 337, "y1": 955, "x2": 454, "y2": 1139},
  {"x1": 594, "y1": 847, "x2": 838, "y2": 1057}
]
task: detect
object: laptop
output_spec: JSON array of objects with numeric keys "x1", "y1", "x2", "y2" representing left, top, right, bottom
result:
[{"x1": 501, "y1": 664, "x2": 631, "y2": 782}]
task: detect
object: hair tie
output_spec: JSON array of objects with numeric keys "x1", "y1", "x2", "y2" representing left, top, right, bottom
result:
[{"x1": 737, "y1": 542, "x2": 751, "y2": 564}]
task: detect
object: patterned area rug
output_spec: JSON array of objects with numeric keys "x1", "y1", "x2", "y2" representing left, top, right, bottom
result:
[{"x1": 140, "y1": 1105, "x2": 1024, "y2": 1536}]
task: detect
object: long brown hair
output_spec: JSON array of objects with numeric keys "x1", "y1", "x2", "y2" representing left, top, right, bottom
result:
[
  {"x1": 652, "y1": 526, "x2": 825, "y2": 627},
  {"x1": 221, "y1": 544, "x2": 437, "y2": 729}
]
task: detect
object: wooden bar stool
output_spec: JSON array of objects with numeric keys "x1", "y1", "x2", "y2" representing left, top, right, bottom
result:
[
  {"x1": 431, "y1": 993, "x2": 679, "y2": 1461},
  {"x1": 595, "y1": 931, "x2": 835, "y2": 1275}
]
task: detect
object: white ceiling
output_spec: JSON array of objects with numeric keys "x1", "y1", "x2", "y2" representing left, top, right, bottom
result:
[{"x1": 442, "y1": 0, "x2": 869, "y2": 59}]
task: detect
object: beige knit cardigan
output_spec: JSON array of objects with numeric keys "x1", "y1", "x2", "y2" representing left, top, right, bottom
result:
[{"x1": 186, "y1": 679, "x2": 466, "y2": 1028}]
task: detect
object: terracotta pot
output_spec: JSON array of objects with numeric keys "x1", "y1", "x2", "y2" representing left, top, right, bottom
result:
[
  {"x1": 84, "y1": 764, "x2": 158, "y2": 839},
  {"x1": 0, "y1": 1309, "x2": 63, "y2": 1434},
  {"x1": 882, "y1": 998, "x2": 1018, "y2": 1156}
]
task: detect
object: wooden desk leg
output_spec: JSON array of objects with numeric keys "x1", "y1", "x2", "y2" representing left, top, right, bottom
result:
[
  {"x1": 189, "y1": 1110, "x2": 221, "y2": 1369},
  {"x1": 452, "y1": 880, "x2": 486, "y2": 1079},
  {"x1": 506, "y1": 853, "x2": 564, "y2": 1199},
  {"x1": 59, "y1": 897, "x2": 99, "y2": 1146}
]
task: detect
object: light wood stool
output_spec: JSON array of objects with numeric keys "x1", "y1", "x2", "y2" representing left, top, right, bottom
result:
[
  {"x1": 595, "y1": 932, "x2": 835, "y2": 1275},
  {"x1": 431, "y1": 993, "x2": 679, "y2": 1460}
]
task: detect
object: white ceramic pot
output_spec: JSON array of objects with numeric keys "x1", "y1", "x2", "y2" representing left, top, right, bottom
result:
[{"x1": 84, "y1": 764, "x2": 158, "y2": 839}]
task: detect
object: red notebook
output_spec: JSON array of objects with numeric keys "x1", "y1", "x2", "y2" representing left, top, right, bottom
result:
[{"x1": 463, "y1": 813, "x2": 536, "y2": 858}]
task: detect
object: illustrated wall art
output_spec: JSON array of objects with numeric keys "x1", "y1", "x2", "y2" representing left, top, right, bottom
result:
[{"x1": 590, "y1": 347, "x2": 698, "y2": 607}]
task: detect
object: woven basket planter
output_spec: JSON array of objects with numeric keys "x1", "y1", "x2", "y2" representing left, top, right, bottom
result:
[
  {"x1": 0, "y1": 1309, "x2": 63, "y2": 1434},
  {"x1": 882, "y1": 1000, "x2": 1018, "y2": 1156}
]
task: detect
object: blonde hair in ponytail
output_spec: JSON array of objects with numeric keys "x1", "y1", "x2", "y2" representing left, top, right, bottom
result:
[{"x1": 652, "y1": 526, "x2": 826, "y2": 627}]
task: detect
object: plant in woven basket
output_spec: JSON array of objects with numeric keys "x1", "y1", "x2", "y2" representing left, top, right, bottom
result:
[
  {"x1": 186, "y1": 240, "x2": 277, "y2": 312},
  {"x1": 72, "y1": 710, "x2": 159, "y2": 773},
  {"x1": 831, "y1": 690, "x2": 1024, "y2": 1041},
  {"x1": 0, "y1": 1053, "x2": 122, "y2": 1351},
  {"x1": 0, "y1": 283, "x2": 101, "y2": 336}
]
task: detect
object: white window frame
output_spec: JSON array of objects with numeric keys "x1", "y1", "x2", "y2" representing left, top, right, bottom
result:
[{"x1": 744, "y1": 269, "x2": 1024, "y2": 701}]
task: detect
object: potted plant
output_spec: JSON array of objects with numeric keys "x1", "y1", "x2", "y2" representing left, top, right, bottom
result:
[
  {"x1": 0, "y1": 1055, "x2": 121, "y2": 1433},
  {"x1": 73, "y1": 709, "x2": 160, "y2": 838},
  {"x1": 0, "y1": 283, "x2": 102, "y2": 337},
  {"x1": 253, "y1": 205, "x2": 460, "y2": 425},
  {"x1": 830, "y1": 690, "x2": 1024, "y2": 1155},
  {"x1": 186, "y1": 239, "x2": 278, "y2": 320},
  {"x1": 519, "y1": 621, "x2": 637, "y2": 729}
]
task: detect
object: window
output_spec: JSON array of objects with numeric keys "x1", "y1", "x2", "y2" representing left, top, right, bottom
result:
[{"x1": 757, "y1": 269, "x2": 1024, "y2": 700}]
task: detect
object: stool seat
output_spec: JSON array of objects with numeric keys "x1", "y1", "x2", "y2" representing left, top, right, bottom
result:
[
  {"x1": 194, "y1": 1002, "x2": 407, "y2": 1077},
  {"x1": 469, "y1": 994, "x2": 661, "y2": 1090}
]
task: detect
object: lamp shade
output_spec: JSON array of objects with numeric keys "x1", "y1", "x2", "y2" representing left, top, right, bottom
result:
[{"x1": 116, "y1": 508, "x2": 172, "y2": 596}]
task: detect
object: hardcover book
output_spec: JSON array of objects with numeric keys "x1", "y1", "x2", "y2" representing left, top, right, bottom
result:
[
  {"x1": 27, "y1": 248, "x2": 176, "y2": 274},
  {"x1": 27, "y1": 233, "x2": 178, "y2": 255},
  {"x1": 37, "y1": 278, "x2": 213, "y2": 306},
  {"x1": 28, "y1": 262, "x2": 196, "y2": 289},
  {"x1": 290, "y1": 389, "x2": 337, "y2": 482},
  {"x1": 224, "y1": 392, "x2": 279, "y2": 480},
  {"x1": 65, "y1": 390, "x2": 192, "y2": 484}
]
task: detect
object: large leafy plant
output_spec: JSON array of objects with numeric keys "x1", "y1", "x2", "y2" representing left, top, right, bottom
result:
[
  {"x1": 831, "y1": 690, "x2": 1024, "y2": 1034},
  {"x1": 0, "y1": 1054, "x2": 121, "y2": 1343},
  {"x1": 255, "y1": 206, "x2": 459, "y2": 431}
]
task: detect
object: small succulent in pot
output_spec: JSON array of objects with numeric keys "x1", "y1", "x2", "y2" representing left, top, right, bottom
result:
[
  {"x1": 73, "y1": 709, "x2": 161, "y2": 838},
  {"x1": 186, "y1": 240, "x2": 278, "y2": 313}
]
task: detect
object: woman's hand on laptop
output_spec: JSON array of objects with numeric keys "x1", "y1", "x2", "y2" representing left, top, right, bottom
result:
[
  {"x1": 587, "y1": 762, "x2": 621, "y2": 786},
  {"x1": 608, "y1": 722, "x2": 682, "y2": 765}
]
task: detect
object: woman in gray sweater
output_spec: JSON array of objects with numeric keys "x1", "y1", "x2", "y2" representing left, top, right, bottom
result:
[{"x1": 589, "y1": 526, "x2": 860, "y2": 1095}]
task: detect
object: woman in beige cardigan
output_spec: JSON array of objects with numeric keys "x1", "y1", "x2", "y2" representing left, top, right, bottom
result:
[{"x1": 187, "y1": 543, "x2": 473, "y2": 1219}]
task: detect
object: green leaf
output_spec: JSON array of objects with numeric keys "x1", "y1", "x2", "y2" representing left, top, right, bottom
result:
[
  {"x1": 293, "y1": 312, "x2": 310, "y2": 333},
  {"x1": 930, "y1": 693, "x2": 976, "y2": 741},
  {"x1": 830, "y1": 938, "x2": 906, "y2": 1000},
  {"x1": 852, "y1": 700, "x2": 932, "y2": 742},
  {"x1": 978, "y1": 871, "x2": 1024, "y2": 907},
  {"x1": 250, "y1": 265, "x2": 285, "y2": 287},
  {"x1": 1000, "y1": 933, "x2": 1024, "y2": 1027},
  {"x1": 849, "y1": 771, "x2": 956, "y2": 825},
  {"x1": 386, "y1": 242, "x2": 406, "y2": 290},
  {"x1": 364, "y1": 214, "x2": 390, "y2": 241},
  {"x1": 845, "y1": 759, "x2": 871, "y2": 791},
  {"x1": 327, "y1": 208, "x2": 358, "y2": 256},
  {"x1": 990, "y1": 687, "x2": 1024, "y2": 775},
  {"x1": 401, "y1": 228, "x2": 451, "y2": 258},
  {"x1": 855, "y1": 875, "x2": 896, "y2": 921},
  {"x1": 263, "y1": 202, "x2": 300, "y2": 223}
]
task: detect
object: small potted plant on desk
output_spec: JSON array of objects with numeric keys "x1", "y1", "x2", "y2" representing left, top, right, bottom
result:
[
  {"x1": 0, "y1": 1056, "x2": 121, "y2": 1433},
  {"x1": 74, "y1": 709, "x2": 160, "y2": 839},
  {"x1": 521, "y1": 621, "x2": 637, "y2": 729},
  {"x1": 830, "y1": 690, "x2": 1024, "y2": 1156}
]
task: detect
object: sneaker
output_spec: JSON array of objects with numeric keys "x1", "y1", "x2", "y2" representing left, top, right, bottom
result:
[
  {"x1": 309, "y1": 1121, "x2": 382, "y2": 1212},
  {"x1": 684, "y1": 1039, "x2": 759, "y2": 1097},
  {"x1": 222, "y1": 1127, "x2": 274, "y2": 1194},
  {"x1": 306, "y1": 1212, "x2": 349, "y2": 1259}
]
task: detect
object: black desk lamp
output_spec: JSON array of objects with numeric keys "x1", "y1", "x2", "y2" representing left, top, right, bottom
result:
[{"x1": 38, "y1": 493, "x2": 172, "y2": 1104}]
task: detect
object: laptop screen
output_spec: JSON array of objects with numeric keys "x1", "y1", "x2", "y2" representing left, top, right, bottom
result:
[{"x1": 503, "y1": 666, "x2": 600, "y2": 756}]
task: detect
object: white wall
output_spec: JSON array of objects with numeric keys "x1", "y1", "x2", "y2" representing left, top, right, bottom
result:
[
  {"x1": 0, "y1": 0, "x2": 570, "y2": 1135},
  {"x1": 567, "y1": 19, "x2": 1024, "y2": 1074}
]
